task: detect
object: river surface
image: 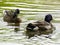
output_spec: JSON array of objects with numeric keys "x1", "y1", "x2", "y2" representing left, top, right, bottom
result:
[{"x1": 0, "y1": 0, "x2": 60, "y2": 45}]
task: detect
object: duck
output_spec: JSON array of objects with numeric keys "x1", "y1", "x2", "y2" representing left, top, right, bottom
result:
[
  {"x1": 26, "y1": 14, "x2": 55, "y2": 38},
  {"x1": 3, "y1": 9, "x2": 21, "y2": 23}
]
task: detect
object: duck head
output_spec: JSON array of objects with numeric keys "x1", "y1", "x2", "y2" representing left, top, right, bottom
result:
[
  {"x1": 15, "y1": 9, "x2": 20, "y2": 14},
  {"x1": 13, "y1": 9, "x2": 20, "y2": 18},
  {"x1": 44, "y1": 14, "x2": 53, "y2": 23},
  {"x1": 26, "y1": 23, "x2": 39, "y2": 31}
]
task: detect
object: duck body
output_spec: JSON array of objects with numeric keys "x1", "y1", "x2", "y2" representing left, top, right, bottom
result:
[
  {"x1": 26, "y1": 21, "x2": 55, "y2": 38},
  {"x1": 3, "y1": 9, "x2": 21, "y2": 23},
  {"x1": 26, "y1": 14, "x2": 55, "y2": 38}
]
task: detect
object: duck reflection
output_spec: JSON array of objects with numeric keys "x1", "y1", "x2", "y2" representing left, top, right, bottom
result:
[{"x1": 14, "y1": 24, "x2": 20, "y2": 32}]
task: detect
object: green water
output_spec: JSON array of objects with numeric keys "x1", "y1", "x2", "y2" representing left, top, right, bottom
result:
[{"x1": 0, "y1": 0, "x2": 60, "y2": 45}]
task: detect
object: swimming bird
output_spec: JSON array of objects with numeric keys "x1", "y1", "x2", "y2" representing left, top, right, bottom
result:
[
  {"x1": 26, "y1": 14, "x2": 55, "y2": 38},
  {"x1": 3, "y1": 9, "x2": 21, "y2": 23}
]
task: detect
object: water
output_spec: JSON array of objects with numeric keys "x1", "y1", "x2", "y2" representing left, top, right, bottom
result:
[{"x1": 0, "y1": 0, "x2": 60, "y2": 45}]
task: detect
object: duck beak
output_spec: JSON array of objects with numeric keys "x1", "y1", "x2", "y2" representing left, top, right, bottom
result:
[{"x1": 33, "y1": 26, "x2": 39, "y2": 31}]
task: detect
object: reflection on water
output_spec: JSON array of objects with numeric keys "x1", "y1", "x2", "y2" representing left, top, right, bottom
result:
[
  {"x1": 0, "y1": 0, "x2": 60, "y2": 45},
  {"x1": 7, "y1": 23, "x2": 20, "y2": 32},
  {"x1": 14, "y1": 27, "x2": 20, "y2": 32}
]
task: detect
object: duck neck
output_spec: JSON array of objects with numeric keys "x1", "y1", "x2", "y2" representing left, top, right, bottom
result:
[
  {"x1": 13, "y1": 12, "x2": 17, "y2": 18},
  {"x1": 45, "y1": 20, "x2": 51, "y2": 23}
]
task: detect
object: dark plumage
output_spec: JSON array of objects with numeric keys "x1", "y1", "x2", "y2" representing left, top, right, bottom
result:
[
  {"x1": 3, "y1": 9, "x2": 21, "y2": 23},
  {"x1": 13, "y1": 9, "x2": 20, "y2": 18},
  {"x1": 45, "y1": 14, "x2": 53, "y2": 23},
  {"x1": 26, "y1": 14, "x2": 55, "y2": 38},
  {"x1": 26, "y1": 23, "x2": 36, "y2": 31}
]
